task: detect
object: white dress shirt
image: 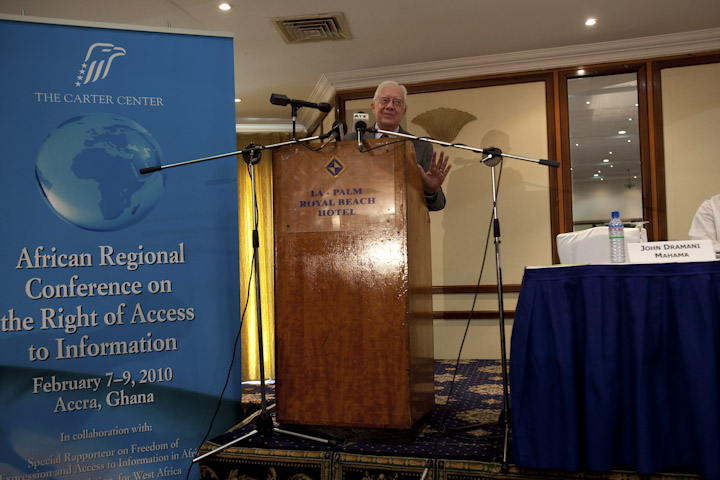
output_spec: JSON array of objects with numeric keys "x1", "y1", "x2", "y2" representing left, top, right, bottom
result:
[
  {"x1": 689, "y1": 194, "x2": 720, "y2": 252},
  {"x1": 374, "y1": 124, "x2": 400, "y2": 138}
]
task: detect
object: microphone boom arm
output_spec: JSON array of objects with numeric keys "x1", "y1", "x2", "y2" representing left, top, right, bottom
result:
[
  {"x1": 139, "y1": 132, "x2": 332, "y2": 175},
  {"x1": 369, "y1": 127, "x2": 559, "y2": 168}
]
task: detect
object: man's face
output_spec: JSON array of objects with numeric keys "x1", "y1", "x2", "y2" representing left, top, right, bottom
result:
[{"x1": 371, "y1": 85, "x2": 407, "y2": 131}]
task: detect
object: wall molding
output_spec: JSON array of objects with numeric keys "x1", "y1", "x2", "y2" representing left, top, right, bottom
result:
[
  {"x1": 253, "y1": 28, "x2": 720, "y2": 138},
  {"x1": 317, "y1": 28, "x2": 720, "y2": 101}
]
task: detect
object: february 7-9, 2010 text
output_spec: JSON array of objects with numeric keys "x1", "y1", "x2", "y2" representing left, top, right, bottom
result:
[{"x1": 32, "y1": 367, "x2": 173, "y2": 413}]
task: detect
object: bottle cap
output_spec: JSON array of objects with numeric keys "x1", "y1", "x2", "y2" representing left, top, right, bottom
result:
[{"x1": 611, "y1": 211, "x2": 619, "y2": 217}]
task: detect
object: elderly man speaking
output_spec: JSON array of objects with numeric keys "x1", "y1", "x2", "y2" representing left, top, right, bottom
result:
[{"x1": 345, "y1": 81, "x2": 450, "y2": 211}]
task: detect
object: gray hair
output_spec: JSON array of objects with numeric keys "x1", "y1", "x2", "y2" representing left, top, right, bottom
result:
[{"x1": 373, "y1": 81, "x2": 408, "y2": 103}]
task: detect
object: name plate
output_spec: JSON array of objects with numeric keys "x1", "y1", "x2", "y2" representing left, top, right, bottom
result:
[{"x1": 626, "y1": 239, "x2": 716, "y2": 263}]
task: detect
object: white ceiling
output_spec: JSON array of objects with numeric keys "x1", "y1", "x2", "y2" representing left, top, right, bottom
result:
[{"x1": 2, "y1": 0, "x2": 720, "y2": 131}]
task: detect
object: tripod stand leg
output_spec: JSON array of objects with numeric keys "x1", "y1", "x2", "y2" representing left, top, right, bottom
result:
[
  {"x1": 273, "y1": 427, "x2": 337, "y2": 445},
  {"x1": 193, "y1": 429, "x2": 259, "y2": 463},
  {"x1": 445, "y1": 406, "x2": 505, "y2": 434},
  {"x1": 501, "y1": 421, "x2": 510, "y2": 472}
]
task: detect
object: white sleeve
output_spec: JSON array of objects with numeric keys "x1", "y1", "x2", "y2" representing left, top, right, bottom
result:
[{"x1": 689, "y1": 195, "x2": 720, "y2": 251}]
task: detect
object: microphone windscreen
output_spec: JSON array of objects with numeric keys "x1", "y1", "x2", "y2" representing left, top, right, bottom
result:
[
  {"x1": 353, "y1": 112, "x2": 369, "y2": 132},
  {"x1": 269, "y1": 93, "x2": 289, "y2": 106}
]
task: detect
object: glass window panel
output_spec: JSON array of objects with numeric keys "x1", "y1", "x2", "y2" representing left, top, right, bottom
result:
[{"x1": 568, "y1": 73, "x2": 643, "y2": 229}]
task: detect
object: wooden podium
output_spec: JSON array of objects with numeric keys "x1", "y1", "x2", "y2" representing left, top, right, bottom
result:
[{"x1": 272, "y1": 139, "x2": 435, "y2": 430}]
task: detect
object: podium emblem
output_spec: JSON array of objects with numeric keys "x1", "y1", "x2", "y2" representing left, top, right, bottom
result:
[{"x1": 324, "y1": 157, "x2": 345, "y2": 178}]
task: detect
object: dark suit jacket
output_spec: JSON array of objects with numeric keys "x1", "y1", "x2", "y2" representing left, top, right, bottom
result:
[{"x1": 343, "y1": 127, "x2": 446, "y2": 211}]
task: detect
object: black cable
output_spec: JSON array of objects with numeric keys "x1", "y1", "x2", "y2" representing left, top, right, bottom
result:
[
  {"x1": 184, "y1": 166, "x2": 261, "y2": 478},
  {"x1": 361, "y1": 137, "x2": 406, "y2": 152},
  {"x1": 408, "y1": 159, "x2": 506, "y2": 476},
  {"x1": 300, "y1": 138, "x2": 335, "y2": 152},
  {"x1": 436, "y1": 161, "x2": 505, "y2": 441}
]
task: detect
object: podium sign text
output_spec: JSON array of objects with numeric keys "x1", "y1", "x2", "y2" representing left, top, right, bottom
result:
[{"x1": 274, "y1": 143, "x2": 396, "y2": 232}]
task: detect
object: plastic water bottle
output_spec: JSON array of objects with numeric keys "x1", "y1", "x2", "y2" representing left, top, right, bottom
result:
[{"x1": 609, "y1": 211, "x2": 625, "y2": 263}]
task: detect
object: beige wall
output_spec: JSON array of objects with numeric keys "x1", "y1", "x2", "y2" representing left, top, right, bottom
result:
[
  {"x1": 662, "y1": 62, "x2": 720, "y2": 241},
  {"x1": 334, "y1": 59, "x2": 720, "y2": 359},
  {"x1": 321, "y1": 112, "x2": 334, "y2": 136},
  {"x1": 347, "y1": 81, "x2": 551, "y2": 358}
]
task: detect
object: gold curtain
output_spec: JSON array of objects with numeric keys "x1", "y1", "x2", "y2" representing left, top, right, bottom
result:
[{"x1": 237, "y1": 132, "x2": 293, "y2": 381}]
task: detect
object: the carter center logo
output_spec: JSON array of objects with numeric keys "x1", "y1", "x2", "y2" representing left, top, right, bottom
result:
[
  {"x1": 325, "y1": 157, "x2": 345, "y2": 178},
  {"x1": 75, "y1": 43, "x2": 126, "y2": 86}
]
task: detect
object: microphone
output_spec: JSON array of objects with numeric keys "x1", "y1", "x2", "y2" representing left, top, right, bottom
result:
[
  {"x1": 270, "y1": 93, "x2": 331, "y2": 113},
  {"x1": 319, "y1": 120, "x2": 347, "y2": 149},
  {"x1": 353, "y1": 112, "x2": 369, "y2": 152},
  {"x1": 540, "y1": 158, "x2": 561, "y2": 168},
  {"x1": 139, "y1": 165, "x2": 162, "y2": 174}
]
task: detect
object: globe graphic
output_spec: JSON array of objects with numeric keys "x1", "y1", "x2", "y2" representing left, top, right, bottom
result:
[{"x1": 35, "y1": 113, "x2": 166, "y2": 231}]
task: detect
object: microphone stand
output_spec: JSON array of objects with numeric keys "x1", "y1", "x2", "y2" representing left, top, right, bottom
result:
[
  {"x1": 367, "y1": 127, "x2": 559, "y2": 472},
  {"x1": 138, "y1": 131, "x2": 337, "y2": 175},
  {"x1": 268, "y1": 93, "x2": 332, "y2": 141},
  {"x1": 139, "y1": 133, "x2": 339, "y2": 463},
  {"x1": 291, "y1": 104, "x2": 298, "y2": 140},
  {"x1": 366, "y1": 127, "x2": 559, "y2": 168}
]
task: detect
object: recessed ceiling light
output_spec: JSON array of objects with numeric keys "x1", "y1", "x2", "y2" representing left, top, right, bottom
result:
[
  {"x1": 234, "y1": 98, "x2": 241, "y2": 103},
  {"x1": 219, "y1": 3, "x2": 231, "y2": 11},
  {"x1": 618, "y1": 130, "x2": 627, "y2": 134},
  {"x1": 603, "y1": 159, "x2": 609, "y2": 163},
  {"x1": 585, "y1": 18, "x2": 597, "y2": 26},
  {"x1": 578, "y1": 69, "x2": 585, "y2": 75},
  {"x1": 585, "y1": 101, "x2": 591, "y2": 105}
]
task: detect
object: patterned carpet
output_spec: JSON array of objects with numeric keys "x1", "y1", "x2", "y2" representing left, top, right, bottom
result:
[
  {"x1": 201, "y1": 360, "x2": 701, "y2": 480},
  {"x1": 230, "y1": 359, "x2": 508, "y2": 460}
]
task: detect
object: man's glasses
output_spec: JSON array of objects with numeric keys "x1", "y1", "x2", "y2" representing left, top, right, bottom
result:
[{"x1": 377, "y1": 97, "x2": 406, "y2": 108}]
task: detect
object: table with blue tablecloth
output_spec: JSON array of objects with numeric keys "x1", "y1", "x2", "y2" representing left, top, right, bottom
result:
[{"x1": 510, "y1": 261, "x2": 720, "y2": 479}]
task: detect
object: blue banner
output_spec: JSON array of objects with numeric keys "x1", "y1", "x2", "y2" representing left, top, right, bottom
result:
[{"x1": 0, "y1": 17, "x2": 241, "y2": 479}]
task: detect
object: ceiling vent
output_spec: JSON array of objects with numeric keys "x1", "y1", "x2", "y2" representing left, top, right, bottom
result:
[{"x1": 272, "y1": 13, "x2": 351, "y2": 44}]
